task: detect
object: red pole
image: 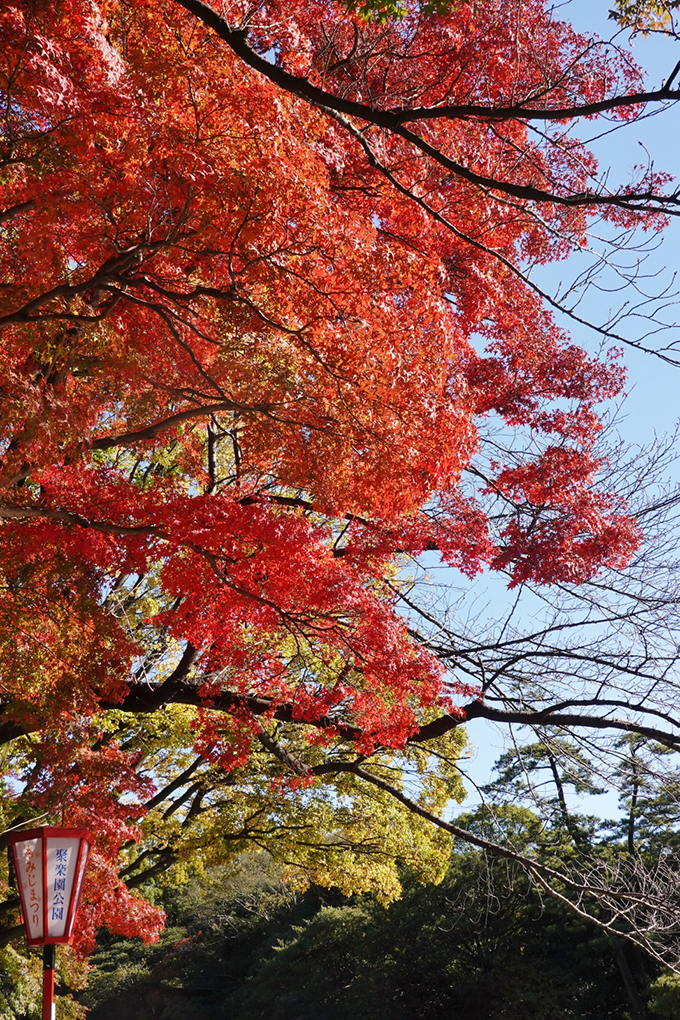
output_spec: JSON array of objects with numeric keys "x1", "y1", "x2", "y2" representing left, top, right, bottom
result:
[{"x1": 42, "y1": 945, "x2": 55, "y2": 1020}]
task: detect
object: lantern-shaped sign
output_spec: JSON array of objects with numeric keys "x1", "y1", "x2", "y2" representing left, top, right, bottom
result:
[{"x1": 8, "y1": 827, "x2": 90, "y2": 946}]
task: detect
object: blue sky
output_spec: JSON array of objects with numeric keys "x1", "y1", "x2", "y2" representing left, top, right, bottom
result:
[
  {"x1": 548, "y1": 2, "x2": 680, "y2": 444},
  {"x1": 448, "y1": 3, "x2": 680, "y2": 818}
]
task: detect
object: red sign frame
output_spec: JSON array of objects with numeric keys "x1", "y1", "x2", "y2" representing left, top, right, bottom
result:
[{"x1": 8, "y1": 826, "x2": 91, "y2": 946}]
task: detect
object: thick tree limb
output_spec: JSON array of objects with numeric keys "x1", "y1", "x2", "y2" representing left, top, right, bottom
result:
[
  {"x1": 413, "y1": 701, "x2": 680, "y2": 749},
  {"x1": 324, "y1": 105, "x2": 680, "y2": 365},
  {"x1": 144, "y1": 754, "x2": 205, "y2": 810},
  {"x1": 91, "y1": 401, "x2": 278, "y2": 452},
  {"x1": 0, "y1": 503, "x2": 154, "y2": 535},
  {"x1": 0, "y1": 200, "x2": 36, "y2": 226},
  {"x1": 174, "y1": 1, "x2": 680, "y2": 125},
  {"x1": 174, "y1": 1, "x2": 680, "y2": 215},
  {"x1": 4, "y1": 678, "x2": 678, "y2": 755}
]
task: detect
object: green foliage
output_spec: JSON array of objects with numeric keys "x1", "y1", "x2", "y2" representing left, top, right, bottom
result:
[
  {"x1": 343, "y1": 0, "x2": 458, "y2": 22},
  {"x1": 649, "y1": 973, "x2": 680, "y2": 1017},
  {"x1": 0, "y1": 947, "x2": 41, "y2": 1020},
  {"x1": 105, "y1": 706, "x2": 468, "y2": 905},
  {"x1": 80, "y1": 857, "x2": 325, "y2": 1020},
  {"x1": 0, "y1": 945, "x2": 87, "y2": 1020},
  {"x1": 82, "y1": 927, "x2": 204, "y2": 1020},
  {"x1": 609, "y1": 0, "x2": 680, "y2": 32},
  {"x1": 606, "y1": 738, "x2": 680, "y2": 855},
  {"x1": 77, "y1": 813, "x2": 663, "y2": 1020}
]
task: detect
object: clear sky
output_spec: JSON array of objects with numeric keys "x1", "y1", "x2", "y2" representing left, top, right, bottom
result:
[
  {"x1": 547, "y1": 1, "x2": 680, "y2": 444},
  {"x1": 449, "y1": 2, "x2": 680, "y2": 818}
]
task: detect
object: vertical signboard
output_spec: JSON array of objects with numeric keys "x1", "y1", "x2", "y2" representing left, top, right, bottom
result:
[
  {"x1": 8, "y1": 828, "x2": 90, "y2": 945},
  {"x1": 12, "y1": 837, "x2": 44, "y2": 941}
]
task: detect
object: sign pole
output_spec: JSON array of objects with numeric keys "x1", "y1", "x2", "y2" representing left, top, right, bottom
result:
[{"x1": 42, "y1": 944, "x2": 55, "y2": 1020}]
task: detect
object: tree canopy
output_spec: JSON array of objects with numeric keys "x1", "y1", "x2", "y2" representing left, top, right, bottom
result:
[{"x1": 3, "y1": 0, "x2": 680, "y2": 973}]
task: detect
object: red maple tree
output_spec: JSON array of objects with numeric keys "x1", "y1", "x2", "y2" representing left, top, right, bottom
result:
[{"x1": 0, "y1": 0, "x2": 671, "y2": 950}]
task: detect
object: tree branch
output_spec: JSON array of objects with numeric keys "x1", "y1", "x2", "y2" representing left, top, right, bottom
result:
[
  {"x1": 174, "y1": 1, "x2": 680, "y2": 215},
  {"x1": 173, "y1": 1, "x2": 680, "y2": 125},
  {"x1": 91, "y1": 401, "x2": 277, "y2": 453},
  {"x1": 0, "y1": 200, "x2": 36, "y2": 226}
]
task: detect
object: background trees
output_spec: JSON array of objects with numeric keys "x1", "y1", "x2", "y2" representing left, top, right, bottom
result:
[
  {"x1": 76, "y1": 814, "x2": 670, "y2": 1020},
  {"x1": 2, "y1": 0, "x2": 680, "y2": 980}
]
